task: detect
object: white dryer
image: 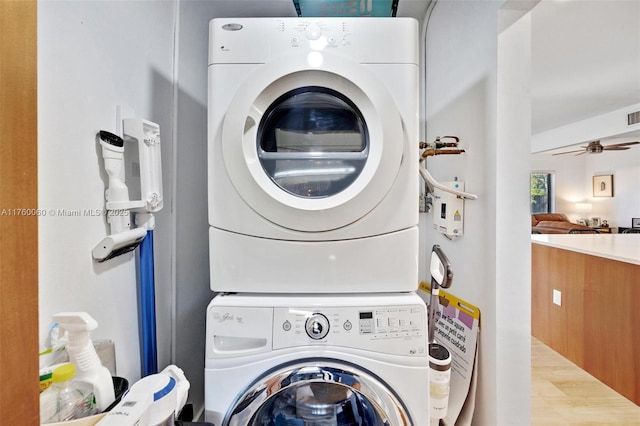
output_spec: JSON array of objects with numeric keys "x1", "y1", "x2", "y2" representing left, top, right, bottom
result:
[
  {"x1": 204, "y1": 292, "x2": 429, "y2": 425},
  {"x1": 208, "y1": 18, "x2": 419, "y2": 293}
]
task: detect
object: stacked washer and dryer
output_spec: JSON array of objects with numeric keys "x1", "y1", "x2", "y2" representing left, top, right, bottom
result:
[{"x1": 205, "y1": 17, "x2": 429, "y2": 425}]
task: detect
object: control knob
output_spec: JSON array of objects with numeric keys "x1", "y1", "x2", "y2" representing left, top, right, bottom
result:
[
  {"x1": 305, "y1": 24, "x2": 322, "y2": 40},
  {"x1": 305, "y1": 313, "x2": 330, "y2": 340}
]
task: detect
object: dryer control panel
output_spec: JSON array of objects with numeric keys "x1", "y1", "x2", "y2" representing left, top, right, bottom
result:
[
  {"x1": 273, "y1": 304, "x2": 427, "y2": 357},
  {"x1": 273, "y1": 19, "x2": 356, "y2": 54},
  {"x1": 210, "y1": 17, "x2": 419, "y2": 66}
]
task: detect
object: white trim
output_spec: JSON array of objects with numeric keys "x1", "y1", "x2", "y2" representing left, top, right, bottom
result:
[{"x1": 169, "y1": 0, "x2": 180, "y2": 365}]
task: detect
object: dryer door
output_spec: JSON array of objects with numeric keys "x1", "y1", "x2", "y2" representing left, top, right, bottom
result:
[
  {"x1": 225, "y1": 361, "x2": 411, "y2": 426},
  {"x1": 221, "y1": 54, "x2": 405, "y2": 232}
]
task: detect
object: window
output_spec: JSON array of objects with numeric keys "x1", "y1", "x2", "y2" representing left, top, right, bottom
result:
[{"x1": 530, "y1": 172, "x2": 554, "y2": 214}]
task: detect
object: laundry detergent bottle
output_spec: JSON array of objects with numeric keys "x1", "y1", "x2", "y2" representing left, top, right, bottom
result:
[{"x1": 53, "y1": 312, "x2": 115, "y2": 411}]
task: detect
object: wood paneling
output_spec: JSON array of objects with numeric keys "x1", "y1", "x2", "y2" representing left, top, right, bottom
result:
[
  {"x1": 532, "y1": 243, "x2": 640, "y2": 406},
  {"x1": 0, "y1": 0, "x2": 39, "y2": 423}
]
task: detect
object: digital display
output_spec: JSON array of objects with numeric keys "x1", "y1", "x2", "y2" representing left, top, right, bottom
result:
[{"x1": 359, "y1": 312, "x2": 373, "y2": 319}]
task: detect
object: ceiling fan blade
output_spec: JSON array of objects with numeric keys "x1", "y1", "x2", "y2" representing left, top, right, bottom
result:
[
  {"x1": 603, "y1": 141, "x2": 639, "y2": 148},
  {"x1": 552, "y1": 149, "x2": 584, "y2": 156},
  {"x1": 602, "y1": 146, "x2": 630, "y2": 151},
  {"x1": 574, "y1": 151, "x2": 587, "y2": 156}
]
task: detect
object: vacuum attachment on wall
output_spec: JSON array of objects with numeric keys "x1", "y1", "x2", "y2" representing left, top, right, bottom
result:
[
  {"x1": 92, "y1": 228, "x2": 147, "y2": 262},
  {"x1": 92, "y1": 120, "x2": 163, "y2": 262},
  {"x1": 122, "y1": 118, "x2": 163, "y2": 214}
]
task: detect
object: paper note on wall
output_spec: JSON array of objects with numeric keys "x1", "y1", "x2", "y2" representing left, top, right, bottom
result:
[{"x1": 419, "y1": 282, "x2": 480, "y2": 426}]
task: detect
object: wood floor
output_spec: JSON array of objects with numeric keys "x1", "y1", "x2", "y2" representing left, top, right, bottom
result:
[{"x1": 532, "y1": 337, "x2": 640, "y2": 425}]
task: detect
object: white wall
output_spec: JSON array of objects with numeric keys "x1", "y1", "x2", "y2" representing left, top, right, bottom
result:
[
  {"x1": 422, "y1": 1, "x2": 531, "y2": 424},
  {"x1": 586, "y1": 143, "x2": 640, "y2": 228},
  {"x1": 532, "y1": 103, "x2": 640, "y2": 153},
  {"x1": 38, "y1": 0, "x2": 176, "y2": 388},
  {"x1": 495, "y1": 11, "x2": 532, "y2": 424},
  {"x1": 532, "y1": 143, "x2": 640, "y2": 228},
  {"x1": 38, "y1": 1, "x2": 299, "y2": 415}
]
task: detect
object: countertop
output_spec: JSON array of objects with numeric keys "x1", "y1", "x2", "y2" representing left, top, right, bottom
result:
[{"x1": 531, "y1": 234, "x2": 640, "y2": 266}]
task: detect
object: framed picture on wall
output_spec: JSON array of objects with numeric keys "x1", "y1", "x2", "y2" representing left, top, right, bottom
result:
[
  {"x1": 593, "y1": 174, "x2": 614, "y2": 197},
  {"x1": 632, "y1": 218, "x2": 640, "y2": 228}
]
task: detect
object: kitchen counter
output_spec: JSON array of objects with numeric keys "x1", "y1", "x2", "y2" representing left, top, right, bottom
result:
[
  {"x1": 531, "y1": 233, "x2": 640, "y2": 265},
  {"x1": 531, "y1": 234, "x2": 640, "y2": 405}
]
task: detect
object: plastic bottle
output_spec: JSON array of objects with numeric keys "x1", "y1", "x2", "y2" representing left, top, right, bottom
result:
[
  {"x1": 53, "y1": 312, "x2": 116, "y2": 411},
  {"x1": 40, "y1": 363, "x2": 97, "y2": 423}
]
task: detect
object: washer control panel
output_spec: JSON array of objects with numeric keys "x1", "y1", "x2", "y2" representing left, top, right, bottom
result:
[{"x1": 273, "y1": 304, "x2": 427, "y2": 356}]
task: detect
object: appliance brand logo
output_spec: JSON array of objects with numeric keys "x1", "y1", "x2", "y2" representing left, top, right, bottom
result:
[
  {"x1": 222, "y1": 23, "x2": 243, "y2": 31},
  {"x1": 213, "y1": 312, "x2": 244, "y2": 324}
]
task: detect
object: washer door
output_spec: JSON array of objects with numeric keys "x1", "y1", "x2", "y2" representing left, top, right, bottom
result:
[
  {"x1": 221, "y1": 54, "x2": 405, "y2": 232},
  {"x1": 225, "y1": 361, "x2": 411, "y2": 426}
]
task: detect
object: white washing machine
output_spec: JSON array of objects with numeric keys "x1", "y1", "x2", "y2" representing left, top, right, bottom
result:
[
  {"x1": 208, "y1": 18, "x2": 419, "y2": 293},
  {"x1": 204, "y1": 292, "x2": 429, "y2": 425}
]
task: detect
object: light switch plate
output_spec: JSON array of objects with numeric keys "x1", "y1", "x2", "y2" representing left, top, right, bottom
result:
[{"x1": 553, "y1": 289, "x2": 562, "y2": 306}]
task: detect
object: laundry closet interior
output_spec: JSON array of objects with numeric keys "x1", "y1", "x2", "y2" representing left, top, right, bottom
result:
[{"x1": 29, "y1": 0, "x2": 534, "y2": 424}]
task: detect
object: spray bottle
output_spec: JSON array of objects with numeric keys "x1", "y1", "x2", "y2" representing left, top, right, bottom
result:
[{"x1": 53, "y1": 312, "x2": 115, "y2": 411}]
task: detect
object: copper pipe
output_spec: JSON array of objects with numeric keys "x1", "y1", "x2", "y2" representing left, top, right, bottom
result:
[{"x1": 420, "y1": 148, "x2": 466, "y2": 159}]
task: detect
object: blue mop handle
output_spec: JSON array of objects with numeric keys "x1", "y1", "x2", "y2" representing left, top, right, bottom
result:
[{"x1": 139, "y1": 229, "x2": 158, "y2": 376}]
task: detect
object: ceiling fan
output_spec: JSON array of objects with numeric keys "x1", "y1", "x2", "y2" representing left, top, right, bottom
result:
[{"x1": 552, "y1": 140, "x2": 640, "y2": 156}]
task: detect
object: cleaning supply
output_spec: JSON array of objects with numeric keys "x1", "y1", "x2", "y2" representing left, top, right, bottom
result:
[
  {"x1": 53, "y1": 312, "x2": 116, "y2": 411},
  {"x1": 39, "y1": 363, "x2": 97, "y2": 423},
  {"x1": 97, "y1": 364, "x2": 190, "y2": 426},
  {"x1": 40, "y1": 362, "x2": 69, "y2": 393}
]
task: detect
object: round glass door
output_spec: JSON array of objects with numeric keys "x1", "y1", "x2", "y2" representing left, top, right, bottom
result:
[
  {"x1": 226, "y1": 363, "x2": 410, "y2": 426},
  {"x1": 257, "y1": 87, "x2": 369, "y2": 199},
  {"x1": 248, "y1": 381, "x2": 385, "y2": 425},
  {"x1": 220, "y1": 54, "x2": 405, "y2": 232}
]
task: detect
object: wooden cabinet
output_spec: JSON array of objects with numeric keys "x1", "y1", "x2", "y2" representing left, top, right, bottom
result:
[
  {"x1": 0, "y1": 1, "x2": 39, "y2": 423},
  {"x1": 532, "y1": 244, "x2": 640, "y2": 405}
]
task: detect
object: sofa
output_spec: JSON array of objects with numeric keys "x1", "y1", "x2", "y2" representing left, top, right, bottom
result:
[{"x1": 531, "y1": 213, "x2": 596, "y2": 234}]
